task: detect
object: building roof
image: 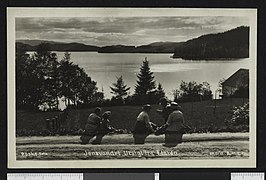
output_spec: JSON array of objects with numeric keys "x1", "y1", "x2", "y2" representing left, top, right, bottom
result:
[{"x1": 222, "y1": 68, "x2": 249, "y2": 88}]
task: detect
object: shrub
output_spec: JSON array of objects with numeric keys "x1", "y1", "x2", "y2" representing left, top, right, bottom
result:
[{"x1": 225, "y1": 103, "x2": 249, "y2": 129}]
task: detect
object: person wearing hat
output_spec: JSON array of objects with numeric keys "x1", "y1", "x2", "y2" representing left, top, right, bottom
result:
[
  {"x1": 156, "y1": 97, "x2": 172, "y2": 123},
  {"x1": 154, "y1": 97, "x2": 173, "y2": 136},
  {"x1": 80, "y1": 107, "x2": 102, "y2": 144},
  {"x1": 132, "y1": 104, "x2": 155, "y2": 144},
  {"x1": 90, "y1": 111, "x2": 117, "y2": 145},
  {"x1": 163, "y1": 102, "x2": 185, "y2": 147}
]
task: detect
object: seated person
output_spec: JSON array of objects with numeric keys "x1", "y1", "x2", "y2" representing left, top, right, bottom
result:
[
  {"x1": 80, "y1": 107, "x2": 102, "y2": 144},
  {"x1": 132, "y1": 104, "x2": 155, "y2": 144},
  {"x1": 156, "y1": 97, "x2": 172, "y2": 123},
  {"x1": 163, "y1": 102, "x2": 185, "y2": 147},
  {"x1": 91, "y1": 111, "x2": 117, "y2": 145}
]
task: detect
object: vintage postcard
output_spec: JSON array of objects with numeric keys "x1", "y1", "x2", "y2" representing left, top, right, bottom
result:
[{"x1": 7, "y1": 8, "x2": 257, "y2": 168}]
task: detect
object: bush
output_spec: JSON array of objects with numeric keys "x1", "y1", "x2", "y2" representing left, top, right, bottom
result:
[{"x1": 224, "y1": 103, "x2": 249, "y2": 132}]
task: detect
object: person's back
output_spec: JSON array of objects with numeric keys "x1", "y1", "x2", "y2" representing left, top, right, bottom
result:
[
  {"x1": 165, "y1": 110, "x2": 184, "y2": 132},
  {"x1": 80, "y1": 107, "x2": 102, "y2": 144},
  {"x1": 163, "y1": 106, "x2": 184, "y2": 147},
  {"x1": 85, "y1": 113, "x2": 101, "y2": 132},
  {"x1": 166, "y1": 110, "x2": 184, "y2": 131},
  {"x1": 137, "y1": 111, "x2": 148, "y2": 122},
  {"x1": 135, "y1": 110, "x2": 155, "y2": 133},
  {"x1": 87, "y1": 113, "x2": 101, "y2": 124}
]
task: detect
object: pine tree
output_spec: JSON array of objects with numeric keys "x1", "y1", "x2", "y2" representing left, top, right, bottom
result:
[
  {"x1": 156, "y1": 83, "x2": 166, "y2": 99},
  {"x1": 135, "y1": 57, "x2": 156, "y2": 96},
  {"x1": 58, "y1": 52, "x2": 75, "y2": 106},
  {"x1": 110, "y1": 75, "x2": 130, "y2": 100}
]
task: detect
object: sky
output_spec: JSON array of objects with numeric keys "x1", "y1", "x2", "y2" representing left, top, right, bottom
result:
[{"x1": 16, "y1": 16, "x2": 249, "y2": 46}]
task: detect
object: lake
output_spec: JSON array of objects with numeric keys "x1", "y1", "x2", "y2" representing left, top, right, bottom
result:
[{"x1": 46, "y1": 52, "x2": 251, "y2": 100}]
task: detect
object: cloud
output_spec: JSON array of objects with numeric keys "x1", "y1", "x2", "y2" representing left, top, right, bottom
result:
[{"x1": 16, "y1": 16, "x2": 249, "y2": 46}]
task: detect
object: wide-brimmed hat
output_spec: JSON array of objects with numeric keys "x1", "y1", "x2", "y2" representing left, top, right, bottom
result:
[
  {"x1": 170, "y1": 102, "x2": 181, "y2": 109},
  {"x1": 102, "y1": 111, "x2": 111, "y2": 118},
  {"x1": 143, "y1": 104, "x2": 151, "y2": 110}
]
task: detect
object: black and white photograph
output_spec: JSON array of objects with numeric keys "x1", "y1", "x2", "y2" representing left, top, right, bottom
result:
[{"x1": 7, "y1": 8, "x2": 257, "y2": 168}]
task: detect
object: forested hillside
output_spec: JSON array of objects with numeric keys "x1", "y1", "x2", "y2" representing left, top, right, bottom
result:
[{"x1": 173, "y1": 26, "x2": 249, "y2": 60}]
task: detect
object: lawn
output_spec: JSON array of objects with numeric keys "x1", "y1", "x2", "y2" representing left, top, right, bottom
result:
[{"x1": 16, "y1": 98, "x2": 249, "y2": 135}]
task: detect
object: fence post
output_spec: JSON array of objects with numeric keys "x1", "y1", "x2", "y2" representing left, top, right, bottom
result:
[
  {"x1": 46, "y1": 118, "x2": 50, "y2": 130},
  {"x1": 51, "y1": 117, "x2": 55, "y2": 131},
  {"x1": 55, "y1": 116, "x2": 60, "y2": 132},
  {"x1": 54, "y1": 117, "x2": 57, "y2": 131}
]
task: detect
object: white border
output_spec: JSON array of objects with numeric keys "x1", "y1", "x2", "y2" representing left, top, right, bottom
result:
[{"x1": 7, "y1": 8, "x2": 257, "y2": 168}]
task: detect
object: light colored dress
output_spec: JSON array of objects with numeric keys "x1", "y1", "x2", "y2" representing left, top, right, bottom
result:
[
  {"x1": 164, "y1": 110, "x2": 185, "y2": 146},
  {"x1": 165, "y1": 110, "x2": 184, "y2": 132}
]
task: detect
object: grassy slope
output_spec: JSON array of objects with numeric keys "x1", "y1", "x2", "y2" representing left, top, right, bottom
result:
[
  {"x1": 16, "y1": 98, "x2": 249, "y2": 133},
  {"x1": 17, "y1": 133, "x2": 249, "y2": 145}
]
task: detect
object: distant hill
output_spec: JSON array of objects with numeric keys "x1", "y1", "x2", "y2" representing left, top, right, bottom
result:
[
  {"x1": 16, "y1": 41, "x2": 99, "y2": 52},
  {"x1": 172, "y1": 26, "x2": 249, "y2": 60},
  {"x1": 16, "y1": 42, "x2": 35, "y2": 51},
  {"x1": 98, "y1": 42, "x2": 184, "y2": 53},
  {"x1": 49, "y1": 43, "x2": 99, "y2": 51},
  {"x1": 98, "y1": 45, "x2": 136, "y2": 53},
  {"x1": 16, "y1": 40, "x2": 184, "y2": 53},
  {"x1": 16, "y1": 39, "x2": 66, "y2": 46}
]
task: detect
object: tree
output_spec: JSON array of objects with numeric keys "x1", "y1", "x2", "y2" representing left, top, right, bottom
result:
[
  {"x1": 16, "y1": 43, "x2": 60, "y2": 110},
  {"x1": 58, "y1": 52, "x2": 75, "y2": 106},
  {"x1": 76, "y1": 67, "x2": 98, "y2": 105},
  {"x1": 172, "y1": 89, "x2": 180, "y2": 102},
  {"x1": 200, "y1": 81, "x2": 213, "y2": 100},
  {"x1": 58, "y1": 52, "x2": 98, "y2": 107},
  {"x1": 179, "y1": 81, "x2": 201, "y2": 101},
  {"x1": 16, "y1": 44, "x2": 33, "y2": 109},
  {"x1": 177, "y1": 81, "x2": 212, "y2": 102},
  {"x1": 110, "y1": 76, "x2": 130, "y2": 102},
  {"x1": 16, "y1": 44, "x2": 100, "y2": 111},
  {"x1": 33, "y1": 44, "x2": 60, "y2": 110},
  {"x1": 154, "y1": 82, "x2": 166, "y2": 101},
  {"x1": 134, "y1": 57, "x2": 156, "y2": 103}
]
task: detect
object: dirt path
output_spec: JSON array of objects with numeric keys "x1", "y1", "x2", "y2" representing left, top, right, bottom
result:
[{"x1": 16, "y1": 133, "x2": 249, "y2": 160}]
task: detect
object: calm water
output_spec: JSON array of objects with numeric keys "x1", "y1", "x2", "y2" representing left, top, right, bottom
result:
[{"x1": 35, "y1": 52, "x2": 251, "y2": 100}]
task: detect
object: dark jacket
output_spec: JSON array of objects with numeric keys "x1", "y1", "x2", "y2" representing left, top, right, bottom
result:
[{"x1": 84, "y1": 113, "x2": 101, "y2": 135}]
